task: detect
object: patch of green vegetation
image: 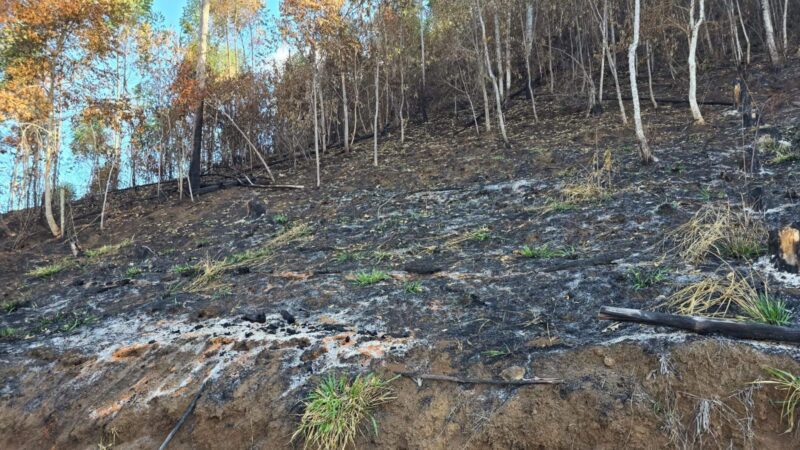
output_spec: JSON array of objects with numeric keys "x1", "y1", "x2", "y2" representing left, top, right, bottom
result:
[
  {"x1": 403, "y1": 281, "x2": 422, "y2": 294},
  {"x1": 35, "y1": 311, "x2": 97, "y2": 335},
  {"x1": 2, "y1": 297, "x2": 28, "y2": 314},
  {"x1": 755, "y1": 368, "x2": 800, "y2": 432},
  {"x1": 273, "y1": 214, "x2": 289, "y2": 225},
  {"x1": 519, "y1": 244, "x2": 574, "y2": 259},
  {"x1": 541, "y1": 198, "x2": 576, "y2": 214},
  {"x1": 125, "y1": 267, "x2": 143, "y2": 278},
  {"x1": 481, "y1": 346, "x2": 512, "y2": 358},
  {"x1": 292, "y1": 373, "x2": 397, "y2": 450},
  {"x1": 335, "y1": 251, "x2": 358, "y2": 263},
  {"x1": 84, "y1": 238, "x2": 133, "y2": 259},
  {"x1": 699, "y1": 186, "x2": 725, "y2": 202},
  {"x1": 468, "y1": 227, "x2": 491, "y2": 241},
  {"x1": 671, "y1": 163, "x2": 685, "y2": 174},
  {"x1": 628, "y1": 267, "x2": 670, "y2": 290},
  {"x1": 224, "y1": 247, "x2": 271, "y2": 265},
  {"x1": 194, "y1": 238, "x2": 211, "y2": 248},
  {"x1": 372, "y1": 251, "x2": 394, "y2": 263},
  {"x1": 720, "y1": 239, "x2": 766, "y2": 260},
  {"x1": 353, "y1": 269, "x2": 391, "y2": 286},
  {"x1": 171, "y1": 263, "x2": 197, "y2": 277},
  {"x1": 742, "y1": 294, "x2": 792, "y2": 326},
  {"x1": 0, "y1": 327, "x2": 17, "y2": 338},
  {"x1": 27, "y1": 261, "x2": 70, "y2": 278}
]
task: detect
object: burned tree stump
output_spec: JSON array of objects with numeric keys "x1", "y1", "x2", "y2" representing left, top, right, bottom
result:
[
  {"x1": 769, "y1": 224, "x2": 800, "y2": 274},
  {"x1": 245, "y1": 197, "x2": 267, "y2": 219}
]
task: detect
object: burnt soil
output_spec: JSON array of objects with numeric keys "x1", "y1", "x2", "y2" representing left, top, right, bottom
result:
[{"x1": 2, "y1": 60, "x2": 800, "y2": 449}]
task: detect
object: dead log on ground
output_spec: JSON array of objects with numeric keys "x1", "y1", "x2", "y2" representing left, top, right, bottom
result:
[{"x1": 598, "y1": 306, "x2": 800, "y2": 343}]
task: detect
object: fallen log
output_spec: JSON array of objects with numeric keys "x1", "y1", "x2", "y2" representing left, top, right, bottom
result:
[
  {"x1": 393, "y1": 371, "x2": 562, "y2": 386},
  {"x1": 598, "y1": 306, "x2": 800, "y2": 343}
]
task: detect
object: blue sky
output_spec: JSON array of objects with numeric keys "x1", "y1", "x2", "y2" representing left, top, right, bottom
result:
[{"x1": 153, "y1": 0, "x2": 281, "y2": 30}]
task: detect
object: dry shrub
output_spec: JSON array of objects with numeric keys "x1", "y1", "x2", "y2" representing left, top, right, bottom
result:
[
  {"x1": 561, "y1": 149, "x2": 613, "y2": 203},
  {"x1": 669, "y1": 203, "x2": 767, "y2": 263}
]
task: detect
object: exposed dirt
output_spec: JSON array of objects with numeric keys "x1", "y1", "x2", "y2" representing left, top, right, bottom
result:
[{"x1": 2, "y1": 59, "x2": 800, "y2": 449}]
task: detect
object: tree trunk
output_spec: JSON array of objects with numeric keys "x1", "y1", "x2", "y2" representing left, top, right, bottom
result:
[
  {"x1": 341, "y1": 69, "x2": 349, "y2": 153},
  {"x1": 374, "y1": 60, "x2": 380, "y2": 167},
  {"x1": 646, "y1": 41, "x2": 658, "y2": 109},
  {"x1": 524, "y1": 3, "x2": 539, "y2": 122},
  {"x1": 688, "y1": 0, "x2": 705, "y2": 125},
  {"x1": 629, "y1": 0, "x2": 654, "y2": 164},
  {"x1": 761, "y1": 0, "x2": 781, "y2": 66},
  {"x1": 419, "y1": 0, "x2": 428, "y2": 122},
  {"x1": 189, "y1": 0, "x2": 210, "y2": 192},
  {"x1": 313, "y1": 56, "x2": 321, "y2": 187},
  {"x1": 476, "y1": 0, "x2": 509, "y2": 147},
  {"x1": 493, "y1": 10, "x2": 504, "y2": 100}
]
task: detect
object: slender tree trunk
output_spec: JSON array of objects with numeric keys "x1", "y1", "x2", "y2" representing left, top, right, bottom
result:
[
  {"x1": 374, "y1": 60, "x2": 380, "y2": 167},
  {"x1": 736, "y1": 0, "x2": 751, "y2": 64},
  {"x1": 761, "y1": 0, "x2": 781, "y2": 66},
  {"x1": 505, "y1": 8, "x2": 511, "y2": 92},
  {"x1": 476, "y1": 0, "x2": 509, "y2": 147},
  {"x1": 646, "y1": 41, "x2": 658, "y2": 109},
  {"x1": 419, "y1": 0, "x2": 428, "y2": 122},
  {"x1": 493, "y1": 10, "x2": 504, "y2": 99},
  {"x1": 189, "y1": 0, "x2": 210, "y2": 192},
  {"x1": 312, "y1": 55, "x2": 321, "y2": 187},
  {"x1": 341, "y1": 69, "x2": 349, "y2": 152},
  {"x1": 629, "y1": 0, "x2": 654, "y2": 164},
  {"x1": 524, "y1": 3, "x2": 539, "y2": 121},
  {"x1": 688, "y1": 0, "x2": 705, "y2": 125},
  {"x1": 781, "y1": 0, "x2": 789, "y2": 56}
]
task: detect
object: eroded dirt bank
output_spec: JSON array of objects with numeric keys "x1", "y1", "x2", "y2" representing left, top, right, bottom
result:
[{"x1": 2, "y1": 61, "x2": 800, "y2": 448}]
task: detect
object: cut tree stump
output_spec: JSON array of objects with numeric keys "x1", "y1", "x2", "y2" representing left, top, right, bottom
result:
[
  {"x1": 769, "y1": 223, "x2": 800, "y2": 274},
  {"x1": 598, "y1": 306, "x2": 800, "y2": 343}
]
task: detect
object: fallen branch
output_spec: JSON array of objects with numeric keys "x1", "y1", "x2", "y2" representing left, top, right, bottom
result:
[
  {"x1": 393, "y1": 371, "x2": 561, "y2": 386},
  {"x1": 158, "y1": 378, "x2": 210, "y2": 450},
  {"x1": 598, "y1": 306, "x2": 800, "y2": 343}
]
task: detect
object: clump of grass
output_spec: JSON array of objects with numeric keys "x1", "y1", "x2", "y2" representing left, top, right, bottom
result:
[
  {"x1": 125, "y1": 267, "x2": 143, "y2": 278},
  {"x1": 171, "y1": 263, "x2": 196, "y2": 277},
  {"x1": 561, "y1": 149, "x2": 614, "y2": 203},
  {"x1": 539, "y1": 198, "x2": 576, "y2": 214},
  {"x1": 666, "y1": 272, "x2": 792, "y2": 326},
  {"x1": 445, "y1": 226, "x2": 491, "y2": 247},
  {"x1": 741, "y1": 293, "x2": 792, "y2": 326},
  {"x1": 668, "y1": 203, "x2": 767, "y2": 263},
  {"x1": 335, "y1": 251, "x2": 358, "y2": 263},
  {"x1": 628, "y1": 267, "x2": 670, "y2": 290},
  {"x1": 292, "y1": 373, "x2": 397, "y2": 450},
  {"x1": 754, "y1": 368, "x2": 800, "y2": 432},
  {"x1": 519, "y1": 244, "x2": 574, "y2": 259},
  {"x1": 403, "y1": 281, "x2": 422, "y2": 294},
  {"x1": 84, "y1": 238, "x2": 133, "y2": 259},
  {"x1": 185, "y1": 223, "x2": 312, "y2": 292},
  {"x1": 27, "y1": 261, "x2": 69, "y2": 278},
  {"x1": 352, "y1": 269, "x2": 391, "y2": 286},
  {"x1": 0, "y1": 327, "x2": 17, "y2": 338},
  {"x1": 372, "y1": 251, "x2": 394, "y2": 263},
  {"x1": 666, "y1": 271, "x2": 758, "y2": 318},
  {"x1": 481, "y1": 346, "x2": 512, "y2": 358},
  {"x1": 2, "y1": 297, "x2": 27, "y2": 314},
  {"x1": 273, "y1": 214, "x2": 289, "y2": 225},
  {"x1": 760, "y1": 139, "x2": 799, "y2": 164}
]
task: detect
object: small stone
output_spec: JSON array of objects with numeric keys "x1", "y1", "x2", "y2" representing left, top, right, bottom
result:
[
  {"x1": 603, "y1": 356, "x2": 616, "y2": 368},
  {"x1": 500, "y1": 366, "x2": 525, "y2": 381},
  {"x1": 242, "y1": 312, "x2": 267, "y2": 324},
  {"x1": 280, "y1": 309, "x2": 296, "y2": 324}
]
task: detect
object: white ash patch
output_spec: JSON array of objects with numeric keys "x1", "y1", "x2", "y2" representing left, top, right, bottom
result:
[{"x1": 753, "y1": 256, "x2": 800, "y2": 288}]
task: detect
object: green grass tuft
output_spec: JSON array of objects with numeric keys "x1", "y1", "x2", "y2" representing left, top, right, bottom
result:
[
  {"x1": 742, "y1": 293, "x2": 792, "y2": 326},
  {"x1": 292, "y1": 373, "x2": 396, "y2": 450},
  {"x1": 125, "y1": 267, "x2": 143, "y2": 278},
  {"x1": 628, "y1": 268, "x2": 670, "y2": 290},
  {"x1": 755, "y1": 368, "x2": 800, "y2": 432},
  {"x1": 352, "y1": 269, "x2": 391, "y2": 286},
  {"x1": 519, "y1": 244, "x2": 574, "y2": 259},
  {"x1": 27, "y1": 261, "x2": 69, "y2": 278},
  {"x1": 403, "y1": 281, "x2": 422, "y2": 294},
  {"x1": 0, "y1": 327, "x2": 17, "y2": 338}
]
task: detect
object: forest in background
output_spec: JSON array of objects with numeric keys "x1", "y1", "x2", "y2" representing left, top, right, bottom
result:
[{"x1": 0, "y1": 0, "x2": 797, "y2": 238}]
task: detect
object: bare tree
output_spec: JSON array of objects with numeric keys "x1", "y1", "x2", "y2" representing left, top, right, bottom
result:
[
  {"x1": 760, "y1": 0, "x2": 781, "y2": 66},
  {"x1": 688, "y1": 0, "x2": 705, "y2": 125},
  {"x1": 629, "y1": 0, "x2": 654, "y2": 164},
  {"x1": 476, "y1": 0, "x2": 509, "y2": 147},
  {"x1": 523, "y1": 2, "x2": 539, "y2": 121},
  {"x1": 188, "y1": 0, "x2": 210, "y2": 192}
]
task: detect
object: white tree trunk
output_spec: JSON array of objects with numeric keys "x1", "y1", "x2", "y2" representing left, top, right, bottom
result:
[
  {"x1": 761, "y1": 0, "x2": 781, "y2": 66},
  {"x1": 629, "y1": 0, "x2": 654, "y2": 164},
  {"x1": 341, "y1": 69, "x2": 349, "y2": 152},
  {"x1": 477, "y1": 0, "x2": 509, "y2": 147},
  {"x1": 646, "y1": 41, "x2": 658, "y2": 109},
  {"x1": 374, "y1": 61, "x2": 380, "y2": 167},
  {"x1": 736, "y1": 0, "x2": 751, "y2": 64},
  {"x1": 493, "y1": 10, "x2": 504, "y2": 99},
  {"x1": 312, "y1": 57, "x2": 320, "y2": 187},
  {"x1": 781, "y1": 0, "x2": 789, "y2": 56},
  {"x1": 688, "y1": 0, "x2": 705, "y2": 125},
  {"x1": 524, "y1": 3, "x2": 539, "y2": 121}
]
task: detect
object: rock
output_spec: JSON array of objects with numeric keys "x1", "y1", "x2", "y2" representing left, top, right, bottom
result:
[
  {"x1": 280, "y1": 309, "x2": 296, "y2": 324},
  {"x1": 246, "y1": 197, "x2": 267, "y2": 219},
  {"x1": 603, "y1": 356, "x2": 616, "y2": 368},
  {"x1": 403, "y1": 258, "x2": 443, "y2": 275},
  {"x1": 242, "y1": 312, "x2": 267, "y2": 324},
  {"x1": 500, "y1": 366, "x2": 526, "y2": 381}
]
